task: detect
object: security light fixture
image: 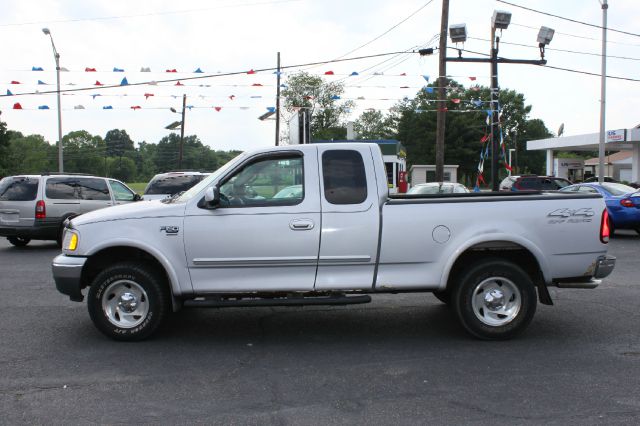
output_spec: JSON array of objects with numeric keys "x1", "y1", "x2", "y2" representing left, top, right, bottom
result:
[
  {"x1": 258, "y1": 110, "x2": 276, "y2": 121},
  {"x1": 449, "y1": 24, "x2": 467, "y2": 43},
  {"x1": 165, "y1": 121, "x2": 182, "y2": 130},
  {"x1": 537, "y1": 26, "x2": 555, "y2": 45},
  {"x1": 492, "y1": 10, "x2": 512, "y2": 30},
  {"x1": 42, "y1": 27, "x2": 50, "y2": 35}
]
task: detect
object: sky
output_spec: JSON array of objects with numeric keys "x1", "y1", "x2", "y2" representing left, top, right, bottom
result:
[{"x1": 1, "y1": 0, "x2": 639, "y2": 155}]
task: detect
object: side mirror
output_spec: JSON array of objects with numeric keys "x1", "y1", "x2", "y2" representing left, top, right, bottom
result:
[
  {"x1": 202, "y1": 186, "x2": 220, "y2": 209},
  {"x1": 133, "y1": 193, "x2": 142, "y2": 201}
]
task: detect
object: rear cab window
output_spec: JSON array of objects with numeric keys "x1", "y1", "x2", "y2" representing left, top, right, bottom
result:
[
  {"x1": 0, "y1": 177, "x2": 39, "y2": 201},
  {"x1": 322, "y1": 150, "x2": 367, "y2": 205}
]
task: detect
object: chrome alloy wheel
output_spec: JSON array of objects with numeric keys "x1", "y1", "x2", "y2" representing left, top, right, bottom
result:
[
  {"x1": 471, "y1": 277, "x2": 522, "y2": 327},
  {"x1": 101, "y1": 280, "x2": 150, "y2": 328}
]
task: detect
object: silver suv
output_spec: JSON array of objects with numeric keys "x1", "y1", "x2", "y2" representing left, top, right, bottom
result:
[{"x1": 0, "y1": 174, "x2": 139, "y2": 247}]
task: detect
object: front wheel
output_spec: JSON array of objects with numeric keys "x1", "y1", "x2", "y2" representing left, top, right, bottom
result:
[
  {"x1": 7, "y1": 236, "x2": 30, "y2": 247},
  {"x1": 452, "y1": 259, "x2": 537, "y2": 340},
  {"x1": 87, "y1": 262, "x2": 169, "y2": 341}
]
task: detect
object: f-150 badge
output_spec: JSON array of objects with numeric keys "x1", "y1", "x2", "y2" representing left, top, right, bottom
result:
[
  {"x1": 160, "y1": 225, "x2": 179, "y2": 235},
  {"x1": 547, "y1": 208, "x2": 594, "y2": 224}
]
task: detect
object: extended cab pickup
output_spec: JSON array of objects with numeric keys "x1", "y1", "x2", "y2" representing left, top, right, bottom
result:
[{"x1": 52, "y1": 143, "x2": 616, "y2": 341}]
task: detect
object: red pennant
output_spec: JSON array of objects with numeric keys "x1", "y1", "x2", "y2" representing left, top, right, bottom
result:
[
  {"x1": 85, "y1": 67, "x2": 96, "y2": 72},
  {"x1": 324, "y1": 71, "x2": 334, "y2": 75},
  {"x1": 175, "y1": 81, "x2": 183, "y2": 86},
  {"x1": 94, "y1": 81, "x2": 103, "y2": 86},
  {"x1": 400, "y1": 72, "x2": 407, "y2": 76},
  {"x1": 251, "y1": 83, "x2": 263, "y2": 86},
  {"x1": 13, "y1": 103, "x2": 22, "y2": 109},
  {"x1": 130, "y1": 106, "x2": 141, "y2": 110},
  {"x1": 10, "y1": 81, "x2": 20, "y2": 84},
  {"x1": 214, "y1": 106, "x2": 222, "y2": 112},
  {"x1": 478, "y1": 173, "x2": 485, "y2": 184},
  {"x1": 504, "y1": 162, "x2": 513, "y2": 171},
  {"x1": 469, "y1": 76, "x2": 477, "y2": 81},
  {"x1": 247, "y1": 69, "x2": 256, "y2": 74},
  {"x1": 144, "y1": 93, "x2": 154, "y2": 99},
  {"x1": 166, "y1": 69, "x2": 177, "y2": 73},
  {"x1": 480, "y1": 134, "x2": 489, "y2": 143},
  {"x1": 451, "y1": 98, "x2": 461, "y2": 104},
  {"x1": 228, "y1": 95, "x2": 235, "y2": 100}
]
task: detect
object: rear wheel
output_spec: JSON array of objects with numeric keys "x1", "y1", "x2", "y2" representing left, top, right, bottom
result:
[
  {"x1": 452, "y1": 259, "x2": 537, "y2": 340},
  {"x1": 7, "y1": 236, "x2": 30, "y2": 247},
  {"x1": 87, "y1": 262, "x2": 169, "y2": 341}
]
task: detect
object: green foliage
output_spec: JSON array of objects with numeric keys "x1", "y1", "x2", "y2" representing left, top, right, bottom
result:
[
  {"x1": 281, "y1": 71, "x2": 355, "y2": 140},
  {"x1": 105, "y1": 129, "x2": 134, "y2": 157},
  {"x1": 4, "y1": 133, "x2": 56, "y2": 175},
  {"x1": 353, "y1": 110, "x2": 396, "y2": 139}
]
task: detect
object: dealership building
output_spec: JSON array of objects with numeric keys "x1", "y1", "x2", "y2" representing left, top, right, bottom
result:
[{"x1": 527, "y1": 126, "x2": 640, "y2": 183}]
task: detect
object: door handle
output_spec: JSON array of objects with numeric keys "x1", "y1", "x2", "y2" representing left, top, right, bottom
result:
[{"x1": 289, "y1": 219, "x2": 314, "y2": 230}]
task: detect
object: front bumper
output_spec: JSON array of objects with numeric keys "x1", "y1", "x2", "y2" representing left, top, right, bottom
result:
[
  {"x1": 553, "y1": 255, "x2": 616, "y2": 289},
  {"x1": 52, "y1": 254, "x2": 87, "y2": 302}
]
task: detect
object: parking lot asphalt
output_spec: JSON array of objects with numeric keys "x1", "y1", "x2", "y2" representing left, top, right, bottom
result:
[{"x1": 1, "y1": 233, "x2": 639, "y2": 425}]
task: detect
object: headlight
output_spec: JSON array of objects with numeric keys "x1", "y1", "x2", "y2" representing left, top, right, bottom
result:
[{"x1": 63, "y1": 231, "x2": 79, "y2": 251}]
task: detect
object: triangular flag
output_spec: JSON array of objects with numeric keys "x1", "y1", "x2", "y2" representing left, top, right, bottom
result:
[
  {"x1": 113, "y1": 67, "x2": 124, "y2": 72},
  {"x1": 140, "y1": 67, "x2": 151, "y2": 72},
  {"x1": 166, "y1": 69, "x2": 177, "y2": 73},
  {"x1": 250, "y1": 96, "x2": 262, "y2": 99},
  {"x1": 469, "y1": 76, "x2": 477, "y2": 81},
  {"x1": 131, "y1": 106, "x2": 141, "y2": 110},
  {"x1": 32, "y1": 66, "x2": 44, "y2": 71},
  {"x1": 247, "y1": 69, "x2": 256, "y2": 74},
  {"x1": 214, "y1": 106, "x2": 222, "y2": 112},
  {"x1": 74, "y1": 105, "x2": 85, "y2": 109},
  {"x1": 267, "y1": 107, "x2": 276, "y2": 113},
  {"x1": 252, "y1": 83, "x2": 263, "y2": 86},
  {"x1": 103, "y1": 105, "x2": 113, "y2": 109},
  {"x1": 175, "y1": 81, "x2": 183, "y2": 86},
  {"x1": 13, "y1": 103, "x2": 22, "y2": 109},
  {"x1": 187, "y1": 105, "x2": 193, "y2": 110},
  {"x1": 60, "y1": 67, "x2": 69, "y2": 72},
  {"x1": 91, "y1": 94, "x2": 102, "y2": 99},
  {"x1": 194, "y1": 68, "x2": 203, "y2": 73},
  {"x1": 10, "y1": 81, "x2": 20, "y2": 84},
  {"x1": 451, "y1": 98, "x2": 461, "y2": 104},
  {"x1": 400, "y1": 72, "x2": 407, "y2": 76},
  {"x1": 473, "y1": 100, "x2": 483, "y2": 107},
  {"x1": 239, "y1": 106, "x2": 250, "y2": 110},
  {"x1": 38, "y1": 105, "x2": 50, "y2": 110},
  {"x1": 6, "y1": 90, "x2": 13, "y2": 95},
  {"x1": 273, "y1": 71, "x2": 282, "y2": 75},
  {"x1": 331, "y1": 95, "x2": 341, "y2": 100},
  {"x1": 422, "y1": 75, "x2": 430, "y2": 82},
  {"x1": 85, "y1": 67, "x2": 97, "y2": 72},
  {"x1": 373, "y1": 72, "x2": 383, "y2": 75},
  {"x1": 425, "y1": 87, "x2": 434, "y2": 93},
  {"x1": 37, "y1": 80, "x2": 47, "y2": 85},
  {"x1": 350, "y1": 71, "x2": 359, "y2": 76},
  {"x1": 279, "y1": 84, "x2": 288, "y2": 88},
  {"x1": 94, "y1": 81, "x2": 103, "y2": 86},
  {"x1": 324, "y1": 71, "x2": 334, "y2": 75},
  {"x1": 144, "y1": 93, "x2": 154, "y2": 100},
  {"x1": 120, "y1": 77, "x2": 129, "y2": 85}
]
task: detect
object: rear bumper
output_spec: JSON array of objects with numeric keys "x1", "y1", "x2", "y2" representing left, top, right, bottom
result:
[
  {"x1": 0, "y1": 221, "x2": 59, "y2": 240},
  {"x1": 553, "y1": 255, "x2": 616, "y2": 289},
  {"x1": 52, "y1": 254, "x2": 87, "y2": 302}
]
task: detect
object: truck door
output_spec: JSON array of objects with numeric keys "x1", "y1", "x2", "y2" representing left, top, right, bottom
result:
[
  {"x1": 314, "y1": 146, "x2": 381, "y2": 290},
  {"x1": 183, "y1": 149, "x2": 321, "y2": 293}
]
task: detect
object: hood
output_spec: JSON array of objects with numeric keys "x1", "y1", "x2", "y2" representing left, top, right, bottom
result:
[
  {"x1": 71, "y1": 199, "x2": 186, "y2": 227},
  {"x1": 142, "y1": 194, "x2": 171, "y2": 201}
]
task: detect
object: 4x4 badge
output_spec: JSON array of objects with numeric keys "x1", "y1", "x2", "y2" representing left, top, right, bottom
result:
[
  {"x1": 547, "y1": 208, "x2": 595, "y2": 218},
  {"x1": 160, "y1": 225, "x2": 179, "y2": 235}
]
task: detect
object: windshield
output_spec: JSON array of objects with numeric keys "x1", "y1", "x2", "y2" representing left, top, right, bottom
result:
[
  {"x1": 175, "y1": 152, "x2": 247, "y2": 202},
  {"x1": 144, "y1": 174, "x2": 208, "y2": 195},
  {"x1": 0, "y1": 177, "x2": 39, "y2": 201},
  {"x1": 601, "y1": 182, "x2": 637, "y2": 196}
]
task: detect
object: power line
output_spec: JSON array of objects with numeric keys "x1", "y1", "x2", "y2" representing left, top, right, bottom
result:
[
  {"x1": 467, "y1": 36, "x2": 640, "y2": 61},
  {"x1": 496, "y1": 0, "x2": 640, "y2": 38},
  {"x1": 0, "y1": 0, "x2": 303, "y2": 27}
]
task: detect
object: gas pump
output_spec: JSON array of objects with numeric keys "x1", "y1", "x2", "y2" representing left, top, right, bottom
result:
[{"x1": 398, "y1": 171, "x2": 408, "y2": 193}]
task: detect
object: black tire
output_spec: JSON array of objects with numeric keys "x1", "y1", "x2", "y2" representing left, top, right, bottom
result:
[
  {"x1": 7, "y1": 236, "x2": 30, "y2": 247},
  {"x1": 432, "y1": 290, "x2": 451, "y2": 305},
  {"x1": 452, "y1": 259, "x2": 537, "y2": 340},
  {"x1": 87, "y1": 262, "x2": 170, "y2": 341},
  {"x1": 635, "y1": 228, "x2": 640, "y2": 236}
]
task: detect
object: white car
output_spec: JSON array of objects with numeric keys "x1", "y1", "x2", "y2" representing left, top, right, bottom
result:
[{"x1": 407, "y1": 182, "x2": 470, "y2": 194}]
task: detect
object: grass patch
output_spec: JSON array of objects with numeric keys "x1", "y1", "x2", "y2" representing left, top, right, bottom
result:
[{"x1": 126, "y1": 182, "x2": 147, "y2": 194}]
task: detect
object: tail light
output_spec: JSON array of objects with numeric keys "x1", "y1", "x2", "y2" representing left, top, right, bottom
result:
[
  {"x1": 620, "y1": 198, "x2": 634, "y2": 208},
  {"x1": 35, "y1": 200, "x2": 46, "y2": 219},
  {"x1": 600, "y1": 209, "x2": 610, "y2": 244}
]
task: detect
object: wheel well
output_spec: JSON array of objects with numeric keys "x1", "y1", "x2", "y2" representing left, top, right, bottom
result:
[
  {"x1": 446, "y1": 241, "x2": 547, "y2": 300},
  {"x1": 81, "y1": 246, "x2": 170, "y2": 291}
]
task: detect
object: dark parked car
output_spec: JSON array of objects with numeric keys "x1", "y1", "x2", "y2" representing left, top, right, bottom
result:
[
  {"x1": 499, "y1": 175, "x2": 572, "y2": 191},
  {"x1": 584, "y1": 176, "x2": 619, "y2": 183}
]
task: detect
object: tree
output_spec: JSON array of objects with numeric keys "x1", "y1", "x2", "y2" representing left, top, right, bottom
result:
[
  {"x1": 0, "y1": 111, "x2": 10, "y2": 176},
  {"x1": 62, "y1": 130, "x2": 106, "y2": 175},
  {"x1": 105, "y1": 129, "x2": 134, "y2": 157},
  {"x1": 281, "y1": 71, "x2": 355, "y2": 141},
  {"x1": 353, "y1": 110, "x2": 396, "y2": 139},
  {"x1": 5, "y1": 133, "x2": 55, "y2": 175}
]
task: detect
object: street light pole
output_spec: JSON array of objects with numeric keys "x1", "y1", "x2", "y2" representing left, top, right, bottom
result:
[
  {"x1": 179, "y1": 94, "x2": 186, "y2": 169},
  {"x1": 598, "y1": 0, "x2": 608, "y2": 185},
  {"x1": 42, "y1": 28, "x2": 63, "y2": 172},
  {"x1": 490, "y1": 26, "x2": 500, "y2": 191}
]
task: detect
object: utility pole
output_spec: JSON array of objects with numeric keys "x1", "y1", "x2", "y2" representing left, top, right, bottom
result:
[
  {"x1": 490, "y1": 26, "x2": 500, "y2": 191},
  {"x1": 435, "y1": 0, "x2": 449, "y2": 182},
  {"x1": 598, "y1": 0, "x2": 608, "y2": 184},
  {"x1": 179, "y1": 94, "x2": 186, "y2": 169},
  {"x1": 275, "y1": 52, "x2": 281, "y2": 146}
]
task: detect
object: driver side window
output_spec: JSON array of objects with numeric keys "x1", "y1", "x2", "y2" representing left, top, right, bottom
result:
[{"x1": 219, "y1": 154, "x2": 304, "y2": 207}]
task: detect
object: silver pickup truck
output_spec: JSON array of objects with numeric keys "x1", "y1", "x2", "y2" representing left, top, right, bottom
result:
[{"x1": 52, "y1": 143, "x2": 616, "y2": 341}]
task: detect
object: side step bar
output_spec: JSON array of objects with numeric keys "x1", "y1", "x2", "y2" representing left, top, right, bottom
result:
[{"x1": 183, "y1": 294, "x2": 372, "y2": 308}]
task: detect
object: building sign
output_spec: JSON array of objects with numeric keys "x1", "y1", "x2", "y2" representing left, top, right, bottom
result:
[{"x1": 606, "y1": 129, "x2": 626, "y2": 143}]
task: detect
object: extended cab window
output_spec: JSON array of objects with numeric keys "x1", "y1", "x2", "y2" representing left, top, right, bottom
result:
[
  {"x1": 46, "y1": 178, "x2": 80, "y2": 200},
  {"x1": 322, "y1": 150, "x2": 367, "y2": 205},
  {"x1": 77, "y1": 178, "x2": 110, "y2": 200},
  {"x1": 219, "y1": 154, "x2": 304, "y2": 207}
]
